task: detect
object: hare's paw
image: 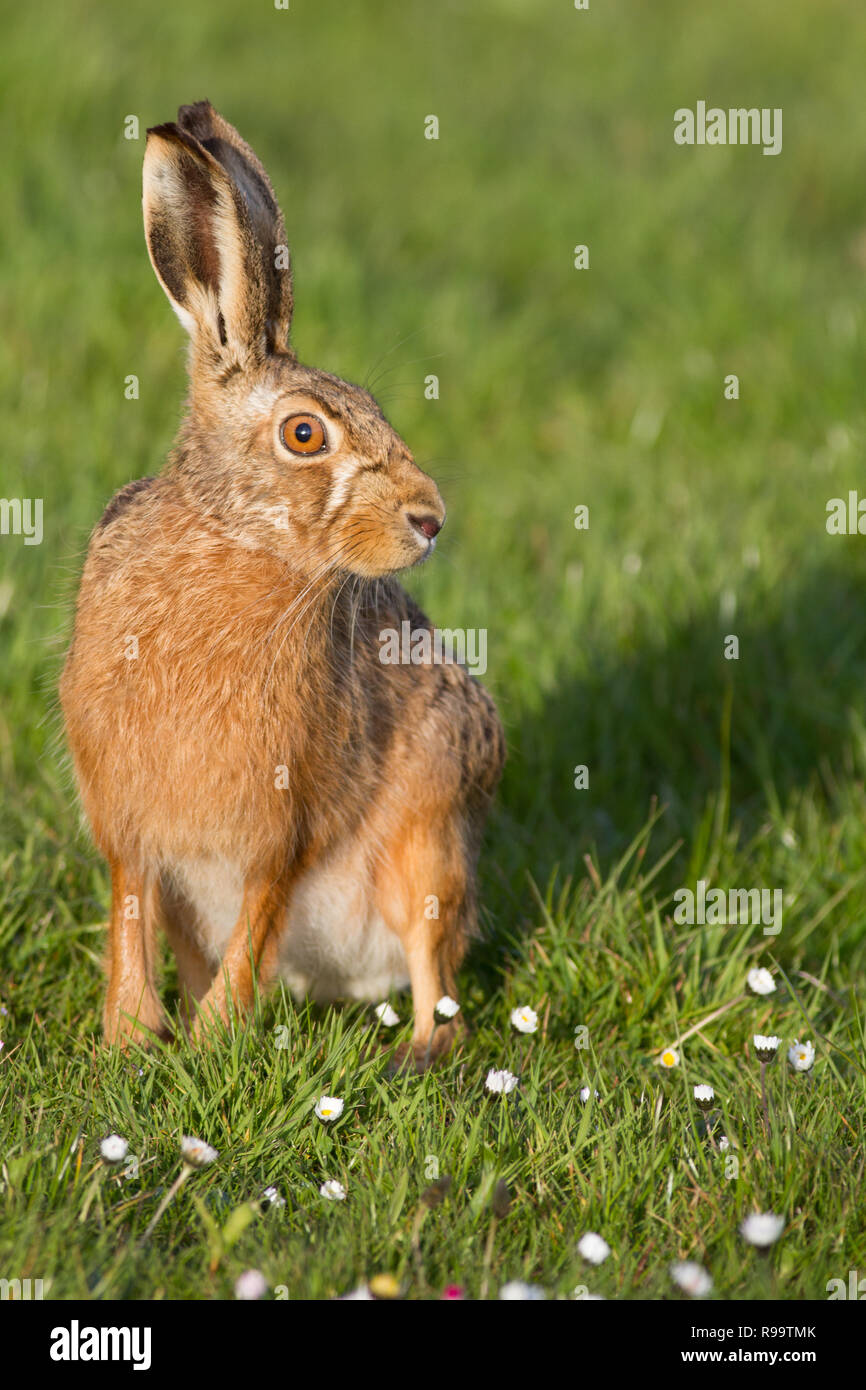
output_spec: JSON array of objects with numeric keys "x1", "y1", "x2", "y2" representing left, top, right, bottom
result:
[
  {"x1": 189, "y1": 989, "x2": 234, "y2": 1047},
  {"x1": 104, "y1": 1003, "x2": 171, "y2": 1050},
  {"x1": 390, "y1": 1020, "x2": 459, "y2": 1074}
]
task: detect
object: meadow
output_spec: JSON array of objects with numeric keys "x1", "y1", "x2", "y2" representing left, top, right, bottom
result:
[{"x1": 1, "y1": 0, "x2": 865, "y2": 1301}]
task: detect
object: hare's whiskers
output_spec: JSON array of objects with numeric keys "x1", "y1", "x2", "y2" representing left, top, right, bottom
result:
[
  {"x1": 362, "y1": 326, "x2": 426, "y2": 394},
  {"x1": 252, "y1": 559, "x2": 338, "y2": 664},
  {"x1": 261, "y1": 529, "x2": 374, "y2": 695},
  {"x1": 260, "y1": 563, "x2": 348, "y2": 697}
]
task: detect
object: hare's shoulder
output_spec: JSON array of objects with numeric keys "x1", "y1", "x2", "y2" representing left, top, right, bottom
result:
[
  {"x1": 85, "y1": 479, "x2": 234, "y2": 583},
  {"x1": 96, "y1": 476, "x2": 158, "y2": 533},
  {"x1": 86, "y1": 475, "x2": 167, "y2": 576}
]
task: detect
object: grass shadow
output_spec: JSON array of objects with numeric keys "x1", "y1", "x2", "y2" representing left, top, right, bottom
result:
[{"x1": 475, "y1": 554, "x2": 866, "y2": 979}]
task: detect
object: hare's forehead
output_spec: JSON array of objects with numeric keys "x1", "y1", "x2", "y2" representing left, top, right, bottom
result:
[
  {"x1": 242, "y1": 377, "x2": 394, "y2": 446},
  {"x1": 244, "y1": 383, "x2": 285, "y2": 417}
]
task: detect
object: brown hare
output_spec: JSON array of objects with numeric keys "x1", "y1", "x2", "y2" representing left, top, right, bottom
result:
[{"x1": 60, "y1": 101, "x2": 504, "y2": 1065}]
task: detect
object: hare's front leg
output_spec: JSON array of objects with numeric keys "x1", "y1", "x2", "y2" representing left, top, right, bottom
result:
[
  {"x1": 104, "y1": 861, "x2": 167, "y2": 1046},
  {"x1": 401, "y1": 920, "x2": 464, "y2": 1067},
  {"x1": 191, "y1": 870, "x2": 289, "y2": 1037}
]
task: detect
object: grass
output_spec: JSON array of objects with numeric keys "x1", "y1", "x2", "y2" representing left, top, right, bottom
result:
[{"x1": 2, "y1": 0, "x2": 866, "y2": 1300}]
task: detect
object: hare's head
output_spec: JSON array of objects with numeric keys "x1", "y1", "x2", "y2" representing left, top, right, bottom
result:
[{"x1": 143, "y1": 101, "x2": 444, "y2": 579}]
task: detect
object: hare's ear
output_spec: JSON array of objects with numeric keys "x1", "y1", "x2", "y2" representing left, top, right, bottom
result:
[
  {"x1": 143, "y1": 120, "x2": 273, "y2": 364},
  {"x1": 176, "y1": 101, "x2": 293, "y2": 354}
]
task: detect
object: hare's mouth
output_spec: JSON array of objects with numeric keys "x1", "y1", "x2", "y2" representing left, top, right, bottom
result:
[{"x1": 409, "y1": 536, "x2": 436, "y2": 567}]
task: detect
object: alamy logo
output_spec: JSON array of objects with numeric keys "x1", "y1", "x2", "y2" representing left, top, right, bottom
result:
[
  {"x1": 674, "y1": 103, "x2": 782, "y2": 156},
  {"x1": 0, "y1": 498, "x2": 43, "y2": 545},
  {"x1": 49, "y1": 1320, "x2": 152, "y2": 1371},
  {"x1": 379, "y1": 621, "x2": 487, "y2": 676},
  {"x1": 826, "y1": 1270, "x2": 866, "y2": 1299},
  {"x1": 673, "y1": 879, "x2": 782, "y2": 935},
  {"x1": 0, "y1": 1277, "x2": 44, "y2": 1299},
  {"x1": 826, "y1": 492, "x2": 866, "y2": 534}
]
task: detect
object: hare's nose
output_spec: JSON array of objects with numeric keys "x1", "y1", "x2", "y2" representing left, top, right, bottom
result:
[{"x1": 408, "y1": 513, "x2": 442, "y2": 541}]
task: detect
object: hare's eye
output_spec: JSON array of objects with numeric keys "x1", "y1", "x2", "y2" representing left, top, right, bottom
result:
[{"x1": 280, "y1": 413, "x2": 327, "y2": 455}]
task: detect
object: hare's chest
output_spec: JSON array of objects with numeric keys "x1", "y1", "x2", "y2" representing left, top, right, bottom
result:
[{"x1": 168, "y1": 844, "x2": 408, "y2": 1004}]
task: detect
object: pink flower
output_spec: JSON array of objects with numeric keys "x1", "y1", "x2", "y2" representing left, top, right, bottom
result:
[{"x1": 440, "y1": 1284, "x2": 465, "y2": 1300}]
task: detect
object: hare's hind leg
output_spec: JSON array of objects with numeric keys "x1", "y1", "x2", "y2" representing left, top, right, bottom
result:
[
  {"x1": 103, "y1": 860, "x2": 168, "y2": 1046},
  {"x1": 376, "y1": 816, "x2": 471, "y2": 1068}
]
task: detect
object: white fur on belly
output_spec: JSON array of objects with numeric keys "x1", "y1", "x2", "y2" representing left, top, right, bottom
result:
[{"x1": 168, "y1": 849, "x2": 409, "y2": 1004}]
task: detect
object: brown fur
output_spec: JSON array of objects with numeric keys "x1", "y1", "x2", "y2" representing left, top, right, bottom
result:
[{"x1": 60, "y1": 102, "x2": 504, "y2": 1064}]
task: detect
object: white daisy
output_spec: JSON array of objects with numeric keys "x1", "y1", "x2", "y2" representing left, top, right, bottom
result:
[
  {"x1": 373, "y1": 1002, "x2": 400, "y2": 1027},
  {"x1": 262, "y1": 1186, "x2": 286, "y2": 1208},
  {"x1": 510, "y1": 1006, "x2": 538, "y2": 1035},
  {"x1": 499, "y1": 1280, "x2": 546, "y2": 1300},
  {"x1": 320, "y1": 1179, "x2": 347, "y2": 1201},
  {"x1": 747, "y1": 967, "x2": 776, "y2": 996},
  {"x1": 434, "y1": 996, "x2": 461, "y2": 1024},
  {"x1": 100, "y1": 1135, "x2": 129, "y2": 1164},
  {"x1": 235, "y1": 1269, "x2": 268, "y2": 1301},
  {"x1": 180, "y1": 1135, "x2": 218, "y2": 1168},
  {"x1": 753, "y1": 1034, "x2": 781, "y2": 1062},
  {"x1": 485, "y1": 1068, "x2": 519, "y2": 1095},
  {"x1": 579, "y1": 1086, "x2": 600, "y2": 1104},
  {"x1": 787, "y1": 1040, "x2": 815, "y2": 1072},
  {"x1": 693, "y1": 1085, "x2": 715, "y2": 1109},
  {"x1": 315, "y1": 1095, "x2": 344, "y2": 1123},
  {"x1": 740, "y1": 1212, "x2": 785, "y2": 1247},
  {"x1": 578, "y1": 1232, "x2": 610, "y2": 1265},
  {"x1": 671, "y1": 1262, "x2": 713, "y2": 1297},
  {"x1": 659, "y1": 1047, "x2": 680, "y2": 1069}
]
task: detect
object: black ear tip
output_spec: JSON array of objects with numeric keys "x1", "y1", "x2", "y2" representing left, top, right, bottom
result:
[{"x1": 177, "y1": 100, "x2": 215, "y2": 129}]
